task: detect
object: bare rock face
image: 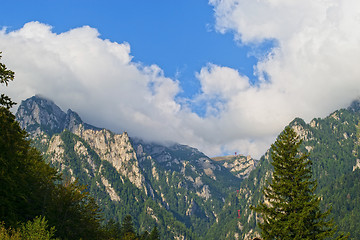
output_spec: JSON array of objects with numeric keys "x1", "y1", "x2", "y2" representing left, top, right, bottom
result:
[
  {"x1": 16, "y1": 95, "x2": 67, "y2": 134},
  {"x1": 212, "y1": 154, "x2": 258, "y2": 179},
  {"x1": 292, "y1": 123, "x2": 313, "y2": 141},
  {"x1": 101, "y1": 176, "x2": 121, "y2": 201},
  {"x1": 196, "y1": 185, "x2": 211, "y2": 200},
  {"x1": 74, "y1": 125, "x2": 146, "y2": 191},
  {"x1": 353, "y1": 159, "x2": 360, "y2": 171},
  {"x1": 47, "y1": 135, "x2": 65, "y2": 164},
  {"x1": 16, "y1": 95, "x2": 146, "y2": 192}
]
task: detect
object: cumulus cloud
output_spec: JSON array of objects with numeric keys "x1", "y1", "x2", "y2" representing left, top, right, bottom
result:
[
  {"x1": 0, "y1": 22, "x2": 185, "y2": 142},
  {"x1": 200, "y1": 0, "x2": 360, "y2": 154},
  {"x1": 2, "y1": 0, "x2": 360, "y2": 160}
]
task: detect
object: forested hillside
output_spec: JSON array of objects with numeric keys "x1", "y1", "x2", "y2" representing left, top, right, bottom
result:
[
  {"x1": 12, "y1": 94, "x2": 360, "y2": 239},
  {"x1": 15, "y1": 95, "x2": 249, "y2": 239},
  {"x1": 207, "y1": 99, "x2": 360, "y2": 239}
]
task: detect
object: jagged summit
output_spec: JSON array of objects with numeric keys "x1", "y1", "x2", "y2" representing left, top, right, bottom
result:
[
  {"x1": 16, "y1": 95, "x2": 99, "y2": 135},
  {"x1": 16, "y1": 95, "x2": 67, "y2": 134}
]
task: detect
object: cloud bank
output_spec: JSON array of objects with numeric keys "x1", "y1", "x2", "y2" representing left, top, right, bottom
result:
[{"x1": 1, "y1": 0, "x2": 360, "y2": 158}]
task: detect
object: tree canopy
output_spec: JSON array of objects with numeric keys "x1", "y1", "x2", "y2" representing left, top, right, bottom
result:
[
  {"x1": 252, "y1": 126, "x2": 348, "y2": 239},
  {"x1": 0, "y1": 52, "x2": 15, "y2": 109}
]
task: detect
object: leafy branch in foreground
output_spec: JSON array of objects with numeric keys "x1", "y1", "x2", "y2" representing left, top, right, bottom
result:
[{"x1": 0, "y1": 52, "x2": 15, "y2": 108}]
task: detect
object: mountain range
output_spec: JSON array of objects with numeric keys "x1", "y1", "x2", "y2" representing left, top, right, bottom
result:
[
  {"x1": 15, "y1": 95, "x2": 360, "y2": 239},
  {"x1": 15, "y1": 95, "x2": 257, "y2": 239}
]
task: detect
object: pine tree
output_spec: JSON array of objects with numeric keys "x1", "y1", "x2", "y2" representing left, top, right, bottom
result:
[
  {"x1": 121, "y1": 215, "x2": 138, "y2": 240},
  {"x1": 148, "y1": 226, "x2": 160, "y2": 240},
  {"x1": 252, "y1": 126, "x2": 348, "y2": 240}
]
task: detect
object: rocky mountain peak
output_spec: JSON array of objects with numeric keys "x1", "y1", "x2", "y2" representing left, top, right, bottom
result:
[
  {"x1": 15, "y1": 95, "x2": 100, "y2": 136},
  {"x1": 16, "y1": 95, "x2": 67, "y2": 134},
  {"x1": 64, "y1": 109, "x2": 83, "y2": 132}
]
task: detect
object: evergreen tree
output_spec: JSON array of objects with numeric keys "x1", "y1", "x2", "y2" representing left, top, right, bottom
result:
[
  {"x1": 121, "y1": 215, "x2": 138, "y2": 240},
  {"x1": 139, "y1": 230, "x2": 149, "y2": 240},
  {"x1": 148, "y1": 226, "x2": 160, "y2": 240},
  {"x1": 252, "y1": 127, "x2": 347, "y2": 240},
  {"x1": 105, "y1": 219, "x2": 122, "y2": 239}
]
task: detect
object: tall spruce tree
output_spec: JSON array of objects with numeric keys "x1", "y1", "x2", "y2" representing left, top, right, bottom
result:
[{"x1": 252, "y1": 127, "x2": 347, "y2": 240}]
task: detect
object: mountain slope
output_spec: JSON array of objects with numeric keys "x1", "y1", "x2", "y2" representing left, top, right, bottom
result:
[
  {"x1": 15, "y1": 95, "x2": 245, "y2": 239},
  {"x1": 206, "y1": 99, "x2": 360, "y2": 239}
]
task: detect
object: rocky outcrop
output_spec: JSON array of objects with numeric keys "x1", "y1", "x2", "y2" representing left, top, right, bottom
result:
[
  {"x1": 74, "y1": 125, "x2": 146, "y2": 191},
  {"x1": 212, "y1": 154, "x2": 258, "y2": 179},
  {"x1": 101, "y1": 176, "x2": 121, "y2": 201},
  {"x1": 291, "y1": 121, "x2": 313, "y2": 141},
  {"x1": 353, "y1": 159, "x2": 360, "y2": 171},
  {"x1": 16, "y1": 95, "x2": 146, "y2": 191},
  {"x1": 47, "y1": 135, "x2": 65, "y2": 164}
]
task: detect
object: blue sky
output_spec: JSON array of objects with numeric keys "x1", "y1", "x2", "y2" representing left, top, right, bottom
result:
[
  {"x1": 1, "y1": 0, "x2": 262, "y2": 98},
  {"x1": 1, "y1": 0, "x2": 360, "y2": 157}
]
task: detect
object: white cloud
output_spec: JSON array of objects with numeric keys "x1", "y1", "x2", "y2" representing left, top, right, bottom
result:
[
  {"x1": 0, "y1": 22, "x2": 184, "y2": 142},
  {"x1": 196, "y1": 0, "x2": 360, "y2": 155},
  {"x1": 197, "y1": 64, "x2": 250, "y2": 98},
  {"x1": 2, "y1": 0, "x2": 360, "y2": 161}
]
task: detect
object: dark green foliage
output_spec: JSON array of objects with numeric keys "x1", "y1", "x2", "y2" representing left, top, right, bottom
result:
[
  {"x1": 139, "y1": 230, "x2": 149, "y2": 240},
  {"x1": 148, "y1": 226, "x2": 160, "y2": 240},
  {"x1": 252, "y1": 127, "x2": 345, "y2": 240},
  {"x1": 321, "y1": 170, "x2": 360, "y2": 239},
  {"x1": 121, "y1": 215, "x2": 136, "y2": 238},
  {"x1": 45, "y1": 181, "x2": 104, "y2": 240},
  {"x1": 102, "y1": 216, "x2": 159, "y2": 240},
  {"x1": 0, "y1": 105, "x2": 58, "y2": 226},
  {"x1": 0, "y1": 52, "x2": 15, "y2": 109},
  {"x1": 204, "y1": 193, "x2": 242, "y2": 239},
  {"x1": 104, "y1": 219, "x2": 122, "y2": 239}
]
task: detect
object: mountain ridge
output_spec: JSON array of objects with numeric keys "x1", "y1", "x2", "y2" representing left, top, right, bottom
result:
[
  {"x1": 206, "y1": 100, "x2": 360, "y2": 239},
  {"x1": 15, "y1": 95, "x2": 253, "y2": 239},
  {"x1": 16, "y1": 95, "x2": 360, "y2": 239}
]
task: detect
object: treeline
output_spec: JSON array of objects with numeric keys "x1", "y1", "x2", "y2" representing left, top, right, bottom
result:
[
  {"x1": 105, "y1": 215, "x2": 160, "y2": 240},
  {"x1": 0, "y1": 52, "x2": 159, "y2": 239},
  {"x1": 0, "y1": 214, "x2": 159, "y2": 240}
]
